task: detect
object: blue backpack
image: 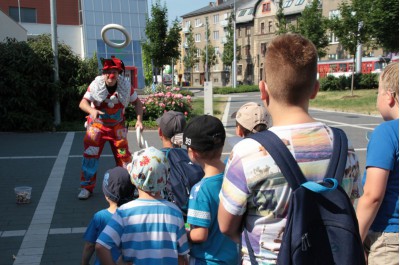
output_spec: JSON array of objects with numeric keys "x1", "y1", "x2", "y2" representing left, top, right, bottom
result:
[
  {"x1": 248, "y1": 128, "x2": 365, "y2": 265},
  {"x1": 161, "y1": 148, "x2": 204, "y2": 217}
]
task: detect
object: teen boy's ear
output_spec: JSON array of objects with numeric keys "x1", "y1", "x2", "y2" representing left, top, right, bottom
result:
[
  {"x1": 310, "y1": 80, "x2": 320, "y2": 100},
  {"x1": 259, "y1": 80, "x2": 268, "y2": 100}
]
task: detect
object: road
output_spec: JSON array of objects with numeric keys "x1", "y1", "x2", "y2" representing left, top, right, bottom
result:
[{"x1": 0, "y1": 92, "x2": 382, "y2": 264}]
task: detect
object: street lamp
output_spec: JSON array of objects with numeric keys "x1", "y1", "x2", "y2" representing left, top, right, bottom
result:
[
  {"x1": 233, "y1": 0, "x2": 237, "y2": 88},
  {"x1": 205, "y1": 17, "x2": 209, "y2": 82},
  {"x1": 356, "y1": 21, "x2": 363, "y2": 73}
]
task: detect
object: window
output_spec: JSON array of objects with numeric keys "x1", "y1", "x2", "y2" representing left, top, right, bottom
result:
[
  {"x1": 185, "y1": 21, "x2": 191, "y2": 28},
  {"x1": 246, "y1": 27, "x2": 251, "y2": 36},
  {"x1": 194, "y1": 63, "x2": 199, "y2": 72},
  {"x1": 195, "y1": 33, "x2": 201, "y2": 42},
  {"x1": 295, "y1": 0, "x2": 305, "y2": 5},
  {"x1": 237, "y1": 46, "x2": 242, "y2": 57},
  {"x1": 247, "y1": 8, "x2": 254, "y2": 15},
  {"x1": 213, "y1": 14, "x2": 219, "y2": 24},
  {"x1": 261, "y1": 43, "x2": 267, "y2": 56},
  {"x1": 262, "y1": 3, "x2": 271, "y2": 12},
  {"x1": 213, "y1": 64, "x2": 219, "y2": 71},
  {"x1": 245, "y1": 45, "x2": 251, "y2": 56},
  {"x1": 238, "y1": 28, "x2": 242, "y2": 37},
  {"x1": 329, "y1": 32, "x2": 338, "y2": 43},
  {"x1": 238, "y1": 10, "x2": 246, "y2": 16},
  {"x1": 213, "y1": 31, "x2": 219, "y2": 40},
  {"x1": 213, "y1": 78, "x2": 219, "y2": 82},
  {"x1": 238, "y1": 65, "x2": 243, "y2": 75},
  {"x1": 9, "y1": 7, "x2": 37, "y2": 23},
  {"x1": 268, "y1": 21, "x2": 273, "y2": 32},
  {"x1": 261, "y1": 22, "x2": 265, "y2": 34},
  {"x1": 195, "y1": 18, "x2": 202, "y2": 27},
  {"x1": 215, "y1": 47, "x2": 220, "y2": 56},
  {"x1": 196, "y1": 48, "x2": 201, "y2": 57},
  {"x1": 328, "y1": 10, "x2": 340, "y2": 19},
  {"x1": 283, "y1": 0, "x2": 293, "y2": 8}
]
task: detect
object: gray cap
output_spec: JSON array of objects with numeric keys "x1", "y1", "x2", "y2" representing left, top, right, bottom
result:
[{"x1": 156, "y1": 111, "x2": 186, "y2": 139}]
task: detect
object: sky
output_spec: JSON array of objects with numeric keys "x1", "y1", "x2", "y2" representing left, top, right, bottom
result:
[{"x1": 148, "y1": 0, "x2": 211, "y2": 25}]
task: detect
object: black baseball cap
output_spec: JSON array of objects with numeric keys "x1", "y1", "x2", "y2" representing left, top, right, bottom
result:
[
  {"x1": 102, "y1": 167, "x2": 135, "y2": 206},
  {"x1": 183, "y1": 115, "x2": 225, "y2": 152}
]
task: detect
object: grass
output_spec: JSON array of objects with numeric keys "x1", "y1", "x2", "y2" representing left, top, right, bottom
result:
[
  {"x1": 311, "y1": 89, "x2": 379, "y2": 115},
  {"x1": 191, "y1": 96, "x2": 228, "y2": 120}
]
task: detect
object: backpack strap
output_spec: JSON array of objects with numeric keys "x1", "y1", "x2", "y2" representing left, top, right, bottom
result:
[{"x1": 249, "y1": 127, "x2": 348, "y2": 192}]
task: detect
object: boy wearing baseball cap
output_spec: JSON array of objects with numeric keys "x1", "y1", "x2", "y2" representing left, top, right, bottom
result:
[
  {"x1": 81, "y1": 166, "x2": 135, "y2": 265},
  {"x1": 232, "y1": 102, "x2": 270, "y2": 137},
  {"x1": 183, "y1": 115, "x2": 238, "y2": 264},
  {"x1": 96, "y1": 147, "x2": 189, "y2": 265}
]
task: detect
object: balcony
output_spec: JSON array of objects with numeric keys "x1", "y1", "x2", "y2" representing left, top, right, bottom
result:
[
  {"x1": 221, "y1": 37, "x2": 227, "y2": 44},
  {"x1": 182, "y1": 27, "x2": 190, "y2": 34},
  {"x1": 183, "y1": 42, "x2": 189, "y2": 48}
]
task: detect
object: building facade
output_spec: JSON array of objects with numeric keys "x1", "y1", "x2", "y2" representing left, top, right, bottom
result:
[{"x1": 0, "y1": 0, "x2": 148, "y2": 88}]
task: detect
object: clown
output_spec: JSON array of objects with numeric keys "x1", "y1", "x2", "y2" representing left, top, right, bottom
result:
[{"x1": 78, "y1": 56, "x2": 143, "y2": 200}]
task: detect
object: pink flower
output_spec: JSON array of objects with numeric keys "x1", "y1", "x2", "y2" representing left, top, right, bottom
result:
[
  {"x1": 184, "y1": 111, "x2": 188, "y2": 116},
  {"x1": 186, "y1": 95, "x2": 191, "y2": 100}
]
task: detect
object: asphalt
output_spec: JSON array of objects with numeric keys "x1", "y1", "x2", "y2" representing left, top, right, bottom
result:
[{"x1": 0, "y1": 91, "x2": 382, "y2": 264}]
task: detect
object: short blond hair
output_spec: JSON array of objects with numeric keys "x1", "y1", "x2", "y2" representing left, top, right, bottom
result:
[
  {"x1": 380, "y1": 62, "x2": 399, "y2": 103},
  {"x1": 264, "y1": 34, "x2": 318, "y2": 105}
]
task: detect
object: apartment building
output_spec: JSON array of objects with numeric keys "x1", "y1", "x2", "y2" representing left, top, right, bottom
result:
[
  {"x1": 0, "y1": 0, "x2": 148, "y2": 88},
  {"x1": 181, "y1": 0, "x2": 238, "y2": 87}
]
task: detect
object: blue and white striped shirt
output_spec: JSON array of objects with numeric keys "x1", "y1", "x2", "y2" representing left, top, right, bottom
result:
[{"x1": 97, "y1": 199, "x2": 189, "y2": 265}]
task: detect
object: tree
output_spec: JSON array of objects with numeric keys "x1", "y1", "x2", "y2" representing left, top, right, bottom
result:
[
  {"x1": 362, "y1": 0, "x2": 399, "y2": 52},
  {"x1": 329, "y1": 1, "x2": 369, "y2": 95},
  {"x1": 183, "y1": 25, "x2": 199, "y2": 86},
  {"x1": 291, "y1": 0, "x2": 329, "y2": 58},
  {"x1": 222, "y1": 14, "x2": 234, "y2": 68},
  {"x1": 201, "y1": 18, "x2": 217, "y2": 82},
  {"x1": 142, "y1": 0, "x2": 181, "y2": 84},
  {"x1": 275, "y1": 0, "x2": 288, "y2": 35}
]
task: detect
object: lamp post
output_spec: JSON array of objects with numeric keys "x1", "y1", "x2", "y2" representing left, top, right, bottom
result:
[
  {"x1": 233, "y1": 0, "x2": 237, "y2": 88},
  {"x1": 205, "y1": 17, "x2": 209, "y2": 82},
  {"x1": 356, "y1": 21, "x2": 363, "y2": 73}
]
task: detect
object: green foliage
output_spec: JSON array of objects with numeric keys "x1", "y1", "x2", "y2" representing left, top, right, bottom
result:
[
  {"x1": 275, "y1": 1, "x2": 288, "y2": 35},
  {"x1": 142, "y1": 0, "x2": 181, "y2": 77},
  {"x1": 0, "y1": 35, "x2": 98, "y2": 131},
  {"x1": 319, "y1": 73, "x2": 378, "y2": 91},
  {"x1": 213, "y1": 85, "x2": 259, "y2": 94},
  {"x1": 0, "y1": 38, "x2": 54, "y2": 131},
  {"x1": 183, "y1": 25, "x2": 199, "y2": 85},
  {"x1": 222, "y1": 14, "x2": 234, "y2": 68},
  {"x1": 291, "y1": 0, "x2": 329, "y2": 58},
  {"x1": 362, "y1": 0, "x2": 399, "y2": 52}
]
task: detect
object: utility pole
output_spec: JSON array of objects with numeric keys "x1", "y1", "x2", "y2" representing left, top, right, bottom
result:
[
  {"x1": 356, "y1": 21, "x2": 363, "y2": 73},
  {"x1": 50, "y1": 0, "x2": 60, "y2": 126},
  {"x1": 233, "y1": 0, "x2": 237, "y2": 88},
  {"x1": 205, "y1": 17, "x2": 209, "y2": 82}
]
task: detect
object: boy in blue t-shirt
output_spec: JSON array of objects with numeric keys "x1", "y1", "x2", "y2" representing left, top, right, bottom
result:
[
  {"x1": 81, "y1": 166, "x2": 135, "y2": 265},
  {"x1": 183, "y1": 115, "x2": 238, "y2": 264},
  {"x1": 356, "y1": 62, "x2": 399, "y2": 264}
]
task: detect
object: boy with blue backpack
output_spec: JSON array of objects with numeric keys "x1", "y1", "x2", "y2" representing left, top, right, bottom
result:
[
  {"x1": 157, "y1": 110, "x2": 203, "y2": 219},
  {"x1": 218, "y1": 34, "x2": 364, "y2": 265}
]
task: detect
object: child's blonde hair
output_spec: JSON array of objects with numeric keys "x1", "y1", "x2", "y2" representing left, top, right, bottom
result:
[
  {"x1": 381, "y1": 62, "x2": 399, "y2": 103},
  {"x1": 265, "y1": 34, "x2": 318, "y2": 105}
]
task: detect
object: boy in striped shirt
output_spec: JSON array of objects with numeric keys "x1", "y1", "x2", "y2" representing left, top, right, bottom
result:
[{"x1": 96, "y1": 147, "x2": 189, "y2": 265}]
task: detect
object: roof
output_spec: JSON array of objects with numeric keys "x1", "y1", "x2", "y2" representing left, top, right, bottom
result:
[
  {"x1": 235, "y1": 0, "x2": 260, "y2": 24},
  {"x1": 181, "y1": 0, "x2": 248, "y2": 18}
]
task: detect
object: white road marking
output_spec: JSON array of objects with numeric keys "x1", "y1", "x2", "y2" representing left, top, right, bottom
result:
[{"x1": 13, "y1": 133, "x2": 74, "y2": 265}]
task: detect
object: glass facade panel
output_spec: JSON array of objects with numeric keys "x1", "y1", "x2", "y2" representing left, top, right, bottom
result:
[{"x1": 82, "y1": 0, "x2": 147, "y2": 88}]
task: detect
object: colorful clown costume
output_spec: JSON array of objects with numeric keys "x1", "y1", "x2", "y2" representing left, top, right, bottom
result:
[{"x1": 80, "y1": 74, "x2": 138, "y2": 193}]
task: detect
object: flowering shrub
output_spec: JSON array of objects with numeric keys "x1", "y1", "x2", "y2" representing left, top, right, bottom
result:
[{"x1": 141, "y1": 86, "x2": 193, "y2": 121}]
